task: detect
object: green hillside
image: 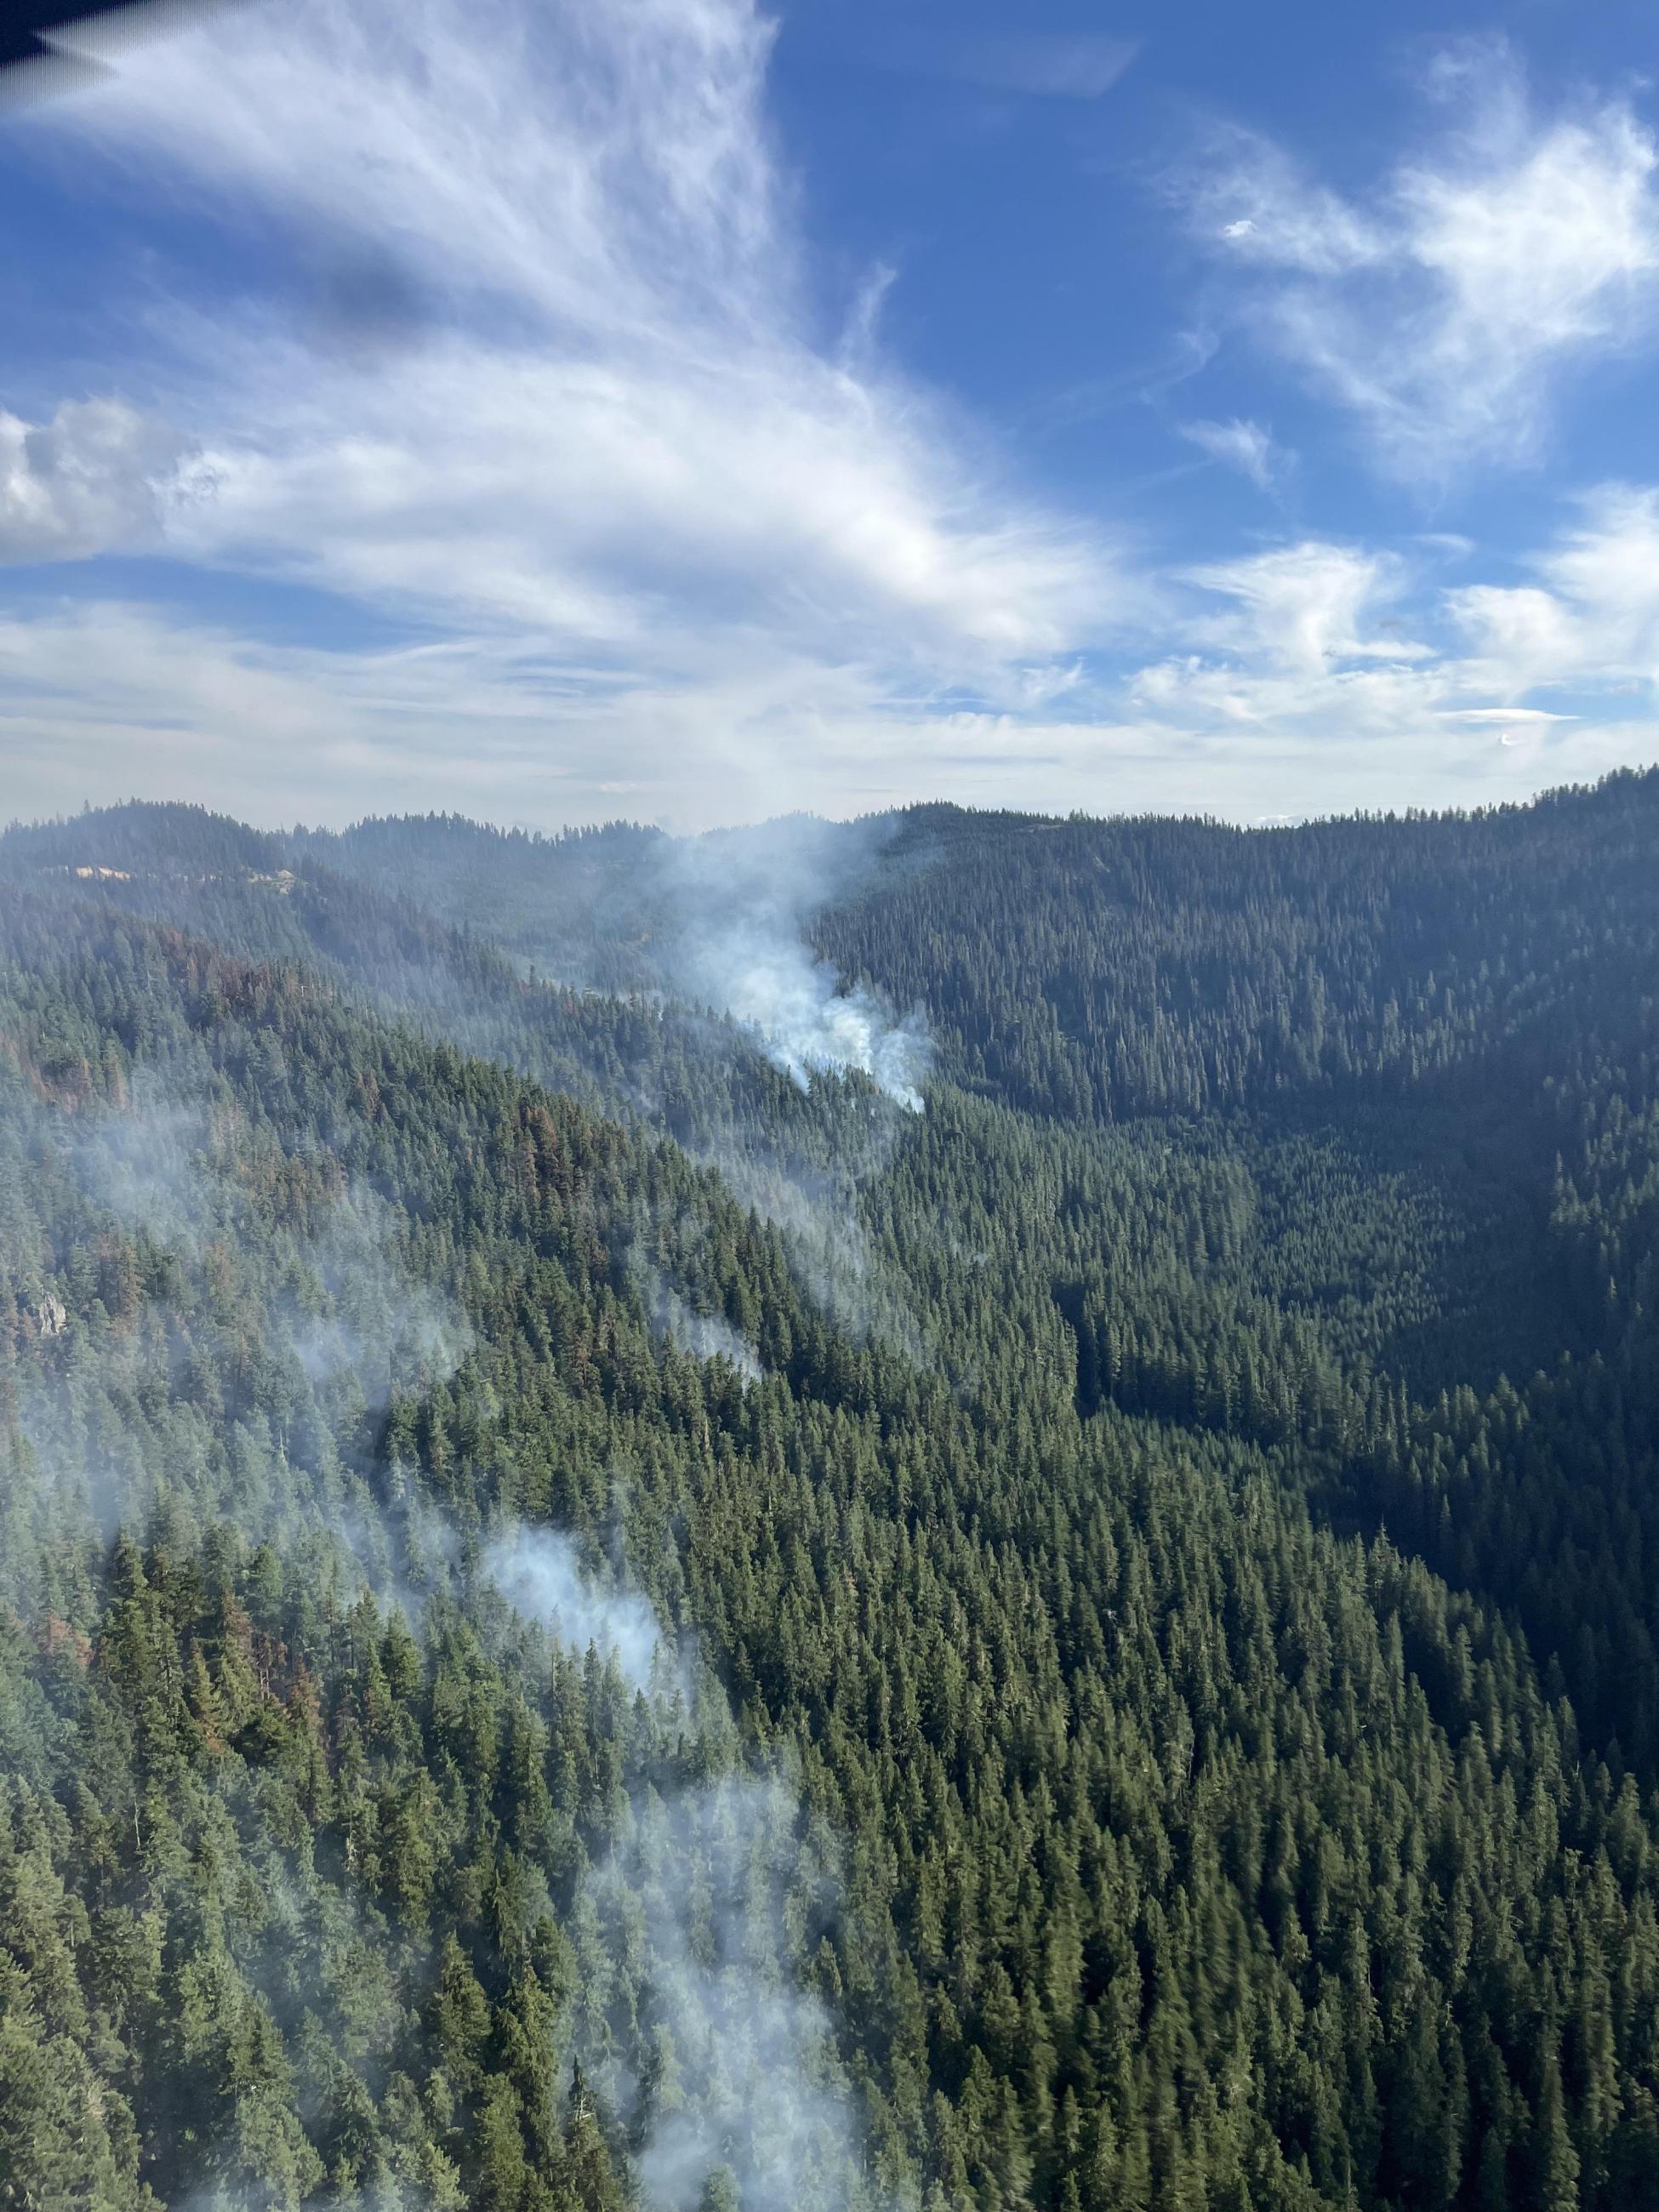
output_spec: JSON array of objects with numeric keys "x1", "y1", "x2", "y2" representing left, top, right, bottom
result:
[{"x1": 2, "y1": 776, "x2": 1658, "y2": 2209}]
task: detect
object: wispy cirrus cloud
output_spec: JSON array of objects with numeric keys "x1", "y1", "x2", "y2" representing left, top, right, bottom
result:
[
  {"x1": 14, "y1": 0, "x2": 1120, "y2": 714},
  {"x1": 1177, "y1": 415, "x2": 1289, "y2": 491},
  {"x1": 1183, "y1": 40, "x2": 1659, "y2": 482},
  {"x1": 4, "y1": 493, "x2": 1654, "y2": 829},
  {"x1": 1179, "y1": 540, "x2": 1422, "y2": 670},
  {"x1": 4, "y1": 8, "x2": 1659, "y2": 827},
  {"x1": 1450, "y1": 484, "x2": 1659, "y2": 698}
]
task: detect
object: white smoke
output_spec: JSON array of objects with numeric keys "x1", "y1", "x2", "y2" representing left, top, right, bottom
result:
[
  {"x1": 526, "y1": 812, "x2": 933, "y2": 1113},
  {"x1": 630, "y1": 1248, "x2": 763, "y2": 1387},
  {"x1": 486, "y1": 1520, "x2": 884, "y2": 2211},
  {"x1": 486, "y1": 1525, "x2": 669, "y2": 1695},
  {"x1": 60, "y1": 1087, "x2": 214, "y2": 1254},
  {"x1": 658, "y1": 1294, "x2": 763, "y2": 1386},
  {"x1": 14, "y1": 1079, "x2": 475, "y2": 1566},
  {"x1": 590, "y1": 1775, "x2": 872, "y2": 2212},
  {"x1": 698, "y1": 930, "x2": 929, "y2": 1112},
  {"x1": 689, "y1": 1125, "x2": 927, "y2": 1364},
  {"x1": 668, "y1": 818, "x2": 930, "y2": 1112}
]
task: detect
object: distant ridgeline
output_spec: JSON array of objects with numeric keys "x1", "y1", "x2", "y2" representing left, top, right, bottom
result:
[{"x1": 1, "y1": 772, "x2": 1658, "y2": 2209}]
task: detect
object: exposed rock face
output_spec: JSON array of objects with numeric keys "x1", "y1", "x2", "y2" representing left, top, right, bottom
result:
[{"x1": 31, "y1": 1293, "x2": 67, "y2": 1337}]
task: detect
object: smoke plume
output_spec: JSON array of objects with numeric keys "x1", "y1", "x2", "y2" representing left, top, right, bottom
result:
[
  {"x1": 589, "y1": 1775, "x2": 874, "y2": 2212},
  {"x1": 486, "y1": 1521, "x2": 887, "y2": 2212},
  {"x1": 484, "y1": 1525, "x2": 670, "y2": 1696},
  {"x1": 670, "y1": 818, "x2": 931, "y2": 1111}
]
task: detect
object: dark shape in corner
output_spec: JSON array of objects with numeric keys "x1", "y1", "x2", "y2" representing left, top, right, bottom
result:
[{"x1": 0, "y1": 0, "x2": 237, "y2": 103}]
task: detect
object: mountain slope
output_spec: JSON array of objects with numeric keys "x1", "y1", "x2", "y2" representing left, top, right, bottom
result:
[{"x1": 3, "y1": 780, "x2": 1659, "y2": 2209}]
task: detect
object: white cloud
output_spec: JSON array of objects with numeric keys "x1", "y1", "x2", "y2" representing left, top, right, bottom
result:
[
  {"x1": 1177, "y1": 416, "x2": 1288, "y2": 490},
  {"x1": 9, "y1": 493, "x2": 1659, "y2": 830},
  {"x1": 31, "y1": 0, "x2": 1119, "y2": 694},
  {"x1": 1181, "y1": 541, "x2": 1422, "y2": 670},
  {"x1": 5, "y1": 10, "x2": 1659, "y2": 826},
  {"x1": 1197, "y1": 140, "x2": 1386, "y2": 278},
  {"x1": 1117, "y1": 499, "x2": 1659, "y2": 796},
  {"x1": 1189, "y1": 43, "x2": 1659, "y2": 479},
  {"x1": 0, "y1": 400, "x2": 197, "y2": 562},
  {"x1": 1450, "y1": 484, "x2": 1659, "y2": 696},
  {"x1": 0, "y1": 596, "x2": 1109, "y2": 828}
]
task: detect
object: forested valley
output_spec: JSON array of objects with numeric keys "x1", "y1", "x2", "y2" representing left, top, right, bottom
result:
[{"x1": 3, "y1": 772, "x2": 1658, "y2": 2211}]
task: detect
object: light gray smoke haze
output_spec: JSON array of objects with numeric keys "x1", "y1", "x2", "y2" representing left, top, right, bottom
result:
[
  {"x1": 9, "y1": 1074, "x2": 475, "y2": 1618},
  {"x1": 486, "y1": 1525, "x2": 670, "y2": 1695},
  {"x1": 670, "y1": 817, "x2": 931, "y2": 1111},
  {"x1": 354, "y1": 809, "x2": 937, "y2": 1113},
  {"x1": 630, "y1": 1250, "x2": 763, "y2": 1385},
  {"x1": 587, "y1": 1775, "x2": 877, "y2": 2212},
  {"x1": 3, "y1": 829, "x2": 907, "y2": 2212},
  {"x1": 694, "y1": 930, "x2": 928, "y2": 1111},
  {"x1": 484, "y1": 1521, "x2": 889, "y2": 2212}
]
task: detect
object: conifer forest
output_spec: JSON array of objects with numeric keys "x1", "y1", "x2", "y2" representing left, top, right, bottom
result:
[{"x1": 3, "y1": 772, "x2": 1659, "y2": 2211}]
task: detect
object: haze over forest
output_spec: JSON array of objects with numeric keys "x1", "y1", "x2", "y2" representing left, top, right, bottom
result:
[
  {"x1": 8, "y1": 0, "x2": 1659, "y2": 2205},
  {"x1": 3, "y1": 775, "x2": 1659, "y2": 2209}
]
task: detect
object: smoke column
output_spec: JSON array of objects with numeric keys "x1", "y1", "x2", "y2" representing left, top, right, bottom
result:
[{"x1": 488, "y1": 1523, "x2": 889, "y2": 2212}]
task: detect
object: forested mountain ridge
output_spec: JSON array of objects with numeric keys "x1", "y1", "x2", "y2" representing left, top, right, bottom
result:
[
  {"x1": 14, "y1": 774, "x2": 1656, "y2": 1126},
  {"x1": 2, "y1": 775, "x2": 1658, "y2": 2210},
  {"x1": 824, "y1": 776, "x2": 1659, "y2": 1123}
]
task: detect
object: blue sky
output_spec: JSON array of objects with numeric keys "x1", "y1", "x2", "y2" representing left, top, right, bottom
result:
[{"x1": 3, "y1": 0, "x2": 1659, "y2": 828}]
